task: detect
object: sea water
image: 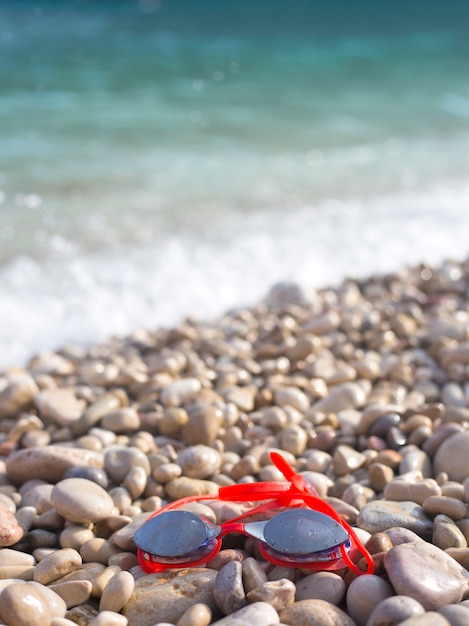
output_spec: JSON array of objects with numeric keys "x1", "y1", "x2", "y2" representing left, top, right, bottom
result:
[{"x1": 1, "y1": 0, "x2": 469, "y2": 368}]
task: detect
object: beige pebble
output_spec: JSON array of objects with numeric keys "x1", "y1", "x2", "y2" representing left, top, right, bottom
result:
[
  {"x1": 333, "y1": 444, "x2": 366, "y2": 476},
  {"x1": 152, "y1": 462, "x2": 182, "y2": 483},
  {"x1": 384, "y1": 477, "x2": 441, "y2": 505},
  {"x1": 33, "y1": 548, "x2": 82, "y2": 585},
  {"x1": 6, "y1": 446, "x2": 103, "y2": 484},
  {"x1": 101, "y1": 407, "x2": 140, "y2": 433},
  {"x1": 71, "y1": 390, "x2": 127, "y2": 437},
  {"x1": 423, "y1": 495, "x2": 468, "y2": 520},
  {"x1": 295, "y1": 571, "x2": 346, "y2": 606},
  {"x1": 368, "y1": 463, "x2": 394, "y2": 491},
  {"x1": 275, "y1": 387, "x2": 310, "y2": 412},
  {"x1": 99, "y1": 570, "x2": 135, "y2": 613},
  {"x1": 108, "y1": 552, "x2": 138, "y2": 570},
  {"x1": 123, "y1": 466, "x2": 148, "y2": 500},
  {"x1": 176, "y1": 602, "x2": 212, "y2": 626},
  {"x1": 182, "y1": 404, "x2": 225, "y2": 446},
  {"x1": 88, "y1": 611, "x2": 128, "y2": 626},
  {"x1": 160, "y1": 378, "x2": 202, "y2": 406},
  {"x1": 50, "y1": 619, "x2": 81, "y2": 626},
  {"x1": 79, "y1": 538, "x2": 121, "y2": 564},
  {"x1": 0, "y1": 581, "x2": 51, "y2": 626},
  {"x1": 0, "y1": 509, "x2": 25, "y2": 546},
  {"x1": 49, "y1": 580, "x2": 93, "y2": 608},
  {"x1": 90, "y1": 565, "x2": 122, "y2": 597},
  {"x1": 398, "y1": 613, "x2": 451, "y2": 625},
  {"x1": 178, "y1": 445, "x2": 222, "y2": 479},
  {"x1": 0, "y1": 564, "x2": 35, "y2": 580},
  {"x1": 51, "y1": 478, "x2": 115, "y2": 524},
  {"x1": 434, "y1": 432, "x2": 469, "y2": 482},
  {"x1": 432, "y1": 514, "x2": 467, "y2": 550},
  {"x1": 247, "y1": 578, "x2": 295, "y2": 611},
  {"x1": 280, "y1": 598, "x2": 356, "y2": 626},
  {"x1": 210, "y1": 601, "x2": 279, "y2": 625},
  {"x1": 0, "y1": 374, "x2": 39, "y2": 419},
  {"x1": 60, "y1": 525, "x2": 95, "y2": 551},
  {"x1": 34, "y1": 388, "x2": 85, "y2": 427},
  {"x1": 366, "y1": 595, "x2": 425, "y2": 626},
  {"x1": 0, "y1": 548, "x2": 35, "y2": 567},
  {"x1": 104, "y1": 445, "x2": 151, "y2": 484},
  {"x1": 346, "y1": 574, "x2": 394, "y2": 625},
  {"x1": 166, "y1": 476, "x2": 219, "y2": 498},
  {"x1": 311, "y1": 382, "x2": 367, "y2": 414},
  {"x1": 279, "y1": 424, "x2": 308, "y2": 456}
]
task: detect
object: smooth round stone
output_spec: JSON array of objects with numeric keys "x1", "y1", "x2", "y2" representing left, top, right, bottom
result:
[
  {"x1": 385, "y1": 527, "x2": 425, "y2": 545},
  {"x1": 311, "y1": 382, "x2": 367, "y2": 414},
  {"x1": 368, "y1": 463, "x2": 395, "y2": 492},
  {"x1": 434, "y1": 432, "x2": 469, "y2": 482},
  {"x1": 280, "y1": 599, "x2": 356, "y2": 626},
  {"x1": 152, "y1": 462, "x2": 182, "y2": 483},
  {"x1": 104, "y1": 446, "x2": 151, "y2": 484},
  {"x1": 294, "y1": 571, "x2": 345, "y2": 606},
  {"x1": 64, "y1": 466, "x2": 109, "y2": 489},
  {"x1": 165, "y1": 476, "x2": 219, "y2": 498},
  {"x1": 49, "y1": 580, "x2": 93, "y2": 609},
  {"x1": 182, "y1": 404, "x2": 224, "y2": 446},
  {"x1": 51, "y1": 478, "x2": 115, "y2": 524},
  {"x1": 433, "y1": 514, "x2": 468, "y2": 550},
  {"x1": 0, "y1": 548, "x2": 35, "y2": 567},
  {"x1": 101, "y1": 407, "x2": 141, "y2": 433},
  {"x1": 123, "y1": 466, "x2": 148, "y2": 500},
  {"x1": 0, "y1": 508, "x2": 24, "y2": 547},
  {"x1": 80, "y1": 538, "x2": 121, "y2": 565},
  {"x1": 384, "y1": 541, "x2": 469, "y2": 610},
  {"x1": 0, "y1": 374, "x2": 39, "y2": 419},
  {"x1": 33, "y1": 548, "x2": 82, "y2": 585},
  {"x1": 210, "y1": 601, "x2": 279, "y2": 625},
  {"x1": 214, "y1": 561, "x2": 246, "y2": 615},
  {"x1": 398, "y1": 614, "x2": 451, "y2": 625},
  {"x1": 88, "y1": 611, "x2": 128, "y2": 626},
  {"x1": 367, "y1": 595, "x2": 425, "y2": 626},
  {"x1": 176, "y1": 602, "x2": 212, "y2": 626},
  {"x1": 246, "y1": 578, "x2": 295, "y2": 611},
  {"x1": 122, "y1": 569, "x2": 218, "y2": 626},
  {"x1": 346, "y1": 574, "x2": 394, "y2": 626},
  {"x1": 34, "y1": 388, "x2": 85, "y2": 426},
  {"x1": 6, "y1": 446, "x2": 104, "y2": 484},
  {"x1": 279, "y1": 424, "x2": 308, "y2": 456},
  {"x1": 99, "y1": 571, "x2": 135, "y2": 613},
  {"x1": 60, "y1": 526, "x2": 95, "y2": 551},
  {"x1": 438, "y1": 603, "x2": 469, "y2": 626},
  {"x1": 160, "y1": 378, "x2": 202, "y2": 406},
  {"x1": 357, "y1": 500, "x2": 433, "y2": 539},
  {"x1": 0, "y1": 582, "x2": 51, "y2": 626},
  {"x1": 399, "y1": 448, "x2": 432, "y2": 477},
  {"x1": 423, "y1": 495, "x2": 468, "y2": 520},
  {"x1": 383, "y1": 478, "x2": 441, "y2": 505},
  {"x1": 178, "y1": 445, "x2": 222, "y2": 479},
  {"x1": 333, "y1": 445, "x2": 366, "y2": 476}
]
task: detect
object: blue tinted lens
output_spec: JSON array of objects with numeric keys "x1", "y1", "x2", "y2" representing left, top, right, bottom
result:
[
  {"x1": 263, "y1": 509, "x2": 349, "y2": 556},
  {"x1": 134, "y1": 510, "x2": 221, "y2": 562}
]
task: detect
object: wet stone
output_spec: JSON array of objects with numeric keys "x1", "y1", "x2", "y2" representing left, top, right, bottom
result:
[{"x1": 384, "y1": 541, "x2": 469, "y2": 610}]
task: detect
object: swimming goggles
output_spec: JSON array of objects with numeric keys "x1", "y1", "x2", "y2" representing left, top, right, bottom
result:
[{"x1": 134, "y1": 451, "x2": 374, "y2": 576}]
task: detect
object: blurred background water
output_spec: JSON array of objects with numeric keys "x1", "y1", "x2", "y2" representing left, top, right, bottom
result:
[{"x1": 1, "y1": 0, "x2": 469, "y2": 368}]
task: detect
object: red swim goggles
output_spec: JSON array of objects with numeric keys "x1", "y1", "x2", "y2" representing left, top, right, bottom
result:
[{"x1": 134, "y1": 451, "x2": 374, "y2": 576}]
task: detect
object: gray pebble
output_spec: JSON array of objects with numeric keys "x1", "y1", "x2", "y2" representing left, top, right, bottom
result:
[
  {"x1": 213, "y1": 561, "x2": 246, "y2": 615},
  {"x1": 366, "y1": 595, "x2": 425, "y2": 626}
]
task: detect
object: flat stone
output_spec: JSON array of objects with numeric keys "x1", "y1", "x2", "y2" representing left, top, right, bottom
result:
[
  {"x1": 294, "y1": 571, "x2": 346, "y2": 606},
  {"x1": 6, "y1": 446, "x2": 104, "y2": 484},
  {"x1": 122, "y1": 569, "x2": 218, "y2": 626},
  {"x1": 434, "y1": 432, "x2": 469, "y2": 482},
  {"x1": 280, "y1": 599, "x2": 356, "y2": 626},
  {"x1": 51, "y1": 478, "x2": 115, "y2": 524},
  {"x1": 213, "y1": 561, "x2": 246, "y2": 615},
  {"x1": 357, "y1": 500, "x2": 433, "y2": 539},
  {"x1": 34, "y1": 389, "x2": 85, "y2": 426},
  {"x1": 366, "y1": 595, "x2": 425, "y2": 626},
  {"x1": 384, "y1": 541, "x2": 469, "y2": 610}
]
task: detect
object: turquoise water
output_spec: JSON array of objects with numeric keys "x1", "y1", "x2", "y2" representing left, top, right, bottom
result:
[{"x1": 1, "y1": 1, "x2": 469, "y2": 367}]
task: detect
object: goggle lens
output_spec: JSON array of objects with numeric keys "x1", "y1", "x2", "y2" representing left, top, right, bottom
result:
[{"x1": 133, "y1": 510, "x2": 221, "y2": 564}]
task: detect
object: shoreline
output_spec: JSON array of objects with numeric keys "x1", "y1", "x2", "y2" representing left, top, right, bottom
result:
[{"x1": 1, "y1": 255, "x2": 469, "y2": 624}]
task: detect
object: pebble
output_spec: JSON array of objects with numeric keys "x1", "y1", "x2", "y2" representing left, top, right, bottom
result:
[
  {"x1": 80, "y1": 538, "x2": 122, "y2": 564},
  {"x1": 178, "y1": 445, "x2": 222, "y2": 479},
  {"x1": 34, "y1": 388, "x2": 85, "y2": 427},
  {"x1": 366, "y1": 595, "x2": 425, "y2": 626},
  {"x1": 165, "y1": 476, "x2": 219, "y2": 498},
  {"x1": 49, "y1": 580, "x2": 93, "y2": 609},
  {"x1": 6, "y1": 446, "x2": 104, "y2": 484},
  {"x1": 384, "y1": 541, "x2": 469, "y2": 609},
  {"x1": 423, "y1": 495, "x2": 468, "y2": 520},
  {"x1": 357, "y1": 500, "x2": 433, "y2": 538},
  {"x1": 438, "y1": 603, "x2": 469, "y2": 626},
  {"x1": 246, "y1": 578, "x2": 295, "y2": 610},
  {"x1": 280, "y1": 599, "x2": 357, "y2": 626},
  {"x1": 433, "y1": 514, "x2": 468, "y2": 549},
  {"x1": 294, "y1": 571, "x2": 346, "y2": 606},
  {"x1": 176, "y1": 603, "x2": 212, "y2": 626},
  {"x1": 122, "y1": 569, "x2": 218, "y2": 626},
  {"x1": 104, "y1": 446, "x2": 151, "y2": 484},
  {"x1": 99, "y1": 570, "x2": 135, "y2": 613},
  {"x1": 33, "y1": 548, "x2": 83, "y2": 585},
  {"x1": 71, "y1": 391, "x2": 127, "y2": 437},
  {"x1": 63, "y1": 466, "x2": 109, "y2": 489},
  {"x1": 0, "y1": 581, "x2": 51, "y2": 626},
  {"x1": 88, "y1": 611, "x2": 128, "y2": 626},
  {"x1": 51, "y1": 478, "x2": 116, "y2": 524},
  {"x1": 311, "y1": 382, "x2": 367, "y2": 414},
  {"x1": 383, "y1": 477, "x2": 441, "y2": 505},
  {"x1": 0, "y1": 374, "x2": 39, "y2": 419},
  {"x1": 181, "y1": 404, "x2": 224, "y2": 446},
  {"x1": 0, "y1": 507, "x2": 24, "y2": 546},
  {"x1": 333, "y1": 444, "x2": 367, "y2": 476},
  {"x1": 101, "y1": 408, "x2": 141, "y2": 433},
  {"x1": 346, "y1": 574, "x2": 394, "y2": 626},
  {"x1": 213, "y1": 561, "x2": 246, "y2": 615},
  {"x1": 398, "y1": 614, "x2": 451, "y2": 626},
  {"x1": 434, "y1": 432, "x2": 469, "y2": 482},
  {"x1": 210, "y1": 602, "x2": 279, "y2": 625}
]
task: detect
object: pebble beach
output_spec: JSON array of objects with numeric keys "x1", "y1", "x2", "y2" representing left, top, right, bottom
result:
[{"x1": 1, "y1": 257, "x2": 469, "y2": 626}]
